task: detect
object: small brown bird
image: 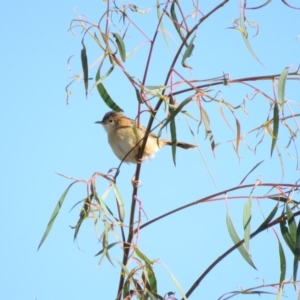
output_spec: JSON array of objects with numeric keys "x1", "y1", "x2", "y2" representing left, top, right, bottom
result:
[{"x1": 95, "y1": 111, "x2": 196, "y2": 163}]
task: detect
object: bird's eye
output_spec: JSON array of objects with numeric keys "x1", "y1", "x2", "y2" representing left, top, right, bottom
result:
[{"x1": 108, "y1": 118, "x2": 113, "y2": 123}]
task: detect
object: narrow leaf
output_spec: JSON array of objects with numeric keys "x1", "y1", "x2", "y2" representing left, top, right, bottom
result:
[
  {"x1": 158, "y1": 96, "x2": 193, "y2": 135},
  {"x1": 256, "y1": 203, "x2": 278, "y2": 232},
  {"x1": 81, "y1": 40, "x2": 89, "y2": 98},
  {"x1": 226, "y1": 207, "x2": 256, "y2": 269},
  {"x1": 170, "y1": 1, "x2": 186, "y2": 45},
  {"x1": 95, "y1": 68, "x2": 123, "y2": 112},
  {"x1": 37, "y1": 182, "x2": 77, "y2": 250},
  {"x1": 286, "y1": 203, "x2": 297, "y2": 239},
  {"x1": 135, "y1": 248, "x2": 152, "y2": 264},
  {"x1": 237, "y1": 13, "x2": 262, "y2": 65},
  {"x1": 278, "y1": 67, "x2": 289, "y2": 107},
  {"x1": 160, "y1": 262, "x2": 187, "y2": 300},
  {"x1": 181, "y1": 35, "x2": 195, "y2": 69},
  {"x1": 270, "y1": 102, "x2": 279, "y2": 157},
  {"x1": 134, "y1": 87, "x2": 144, "y2": 103},
  {"x1": 112, "y1": 33, "x2": 126, "y2": 62},
  {"x1": 147, "y1": 265, "x2": 157, "y2": 293},
  {"x1": 279, "y1": 239, "x2": 286, "y2": 283},
  {"x1": 239, "y1": 160, "x2": 264, "y2": 185},
  {"x1": 243, "y1": 196, "x2": 252, "y2": 252},
  {"x1": 94, "y1": 242, "x2": 118, "y2": 256},
  {"x1": 234, "y1": 117, "x2": 241, "y2": 156},
  {"x1": 279, "y1": 208, "x2": 295, "y2": 254},
  {"x1": 109, "y1": 180, "x2": 125, "y2": 222},
  {"x1": 276, "y1": 285, "x2": 283, "y2": 300},
  {"x1": 157, "y1": 0, "x2": 171, "y2": 51},
  {"x1": 200, "y1": 106, "x2": 215, "y2": 151},
  {"x1": 169, "y1": 96, "x2": 177, "y2": 166},
  {"x1": 268, "y1": 196, "x2": 289, "y2": 203},
  {"x1": 293, "y1": 220, "x2": 300, "y2": 281}
]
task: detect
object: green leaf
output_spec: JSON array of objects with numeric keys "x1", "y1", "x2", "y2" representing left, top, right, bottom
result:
[
  {"x1": 135, "y1": 248, "x2": 153, "y2": 264},
  {"x1": 181, "y1": 35, "x2": 195, "y2": 69},
  {"x1": 143, "y1": 265, "x2": 157, "y2": 293},
  {"x1": 97, "y1": 222, "x2": 115, "y2": 266},
  {"x1": 278, "y1": 67, "x2": 289, "y2": 107},
  {"x1": 268, "y1": 196, "x2": 288, "y2": 204},
  {"x1": 37, "y1": 182, "x2": 77, "y2": 250},
  {"x1": 169, "y1": 96, "x2": 177, "y2": 166},
  {"x1": 234, "y1": 117, "x2": 241, "y2": 155},
  {"x1": 286, "y1": 203, "x2": 297, "y2": 239},
  {"x1": 144, "y1": 85, "x2": 166, "y2": 91},
  {"x1": 276, "y1": 285, "x2": 283, "y2": 300},
  {"x1": 147, "y1": 265, "x2": 157, "y2": 293},
  {"x1": 95, "y1": 68, "x2": 123, "y2": 112},
  {"x1": 94, "y1": 242, "x2": 118, "y2": 257},
  {"x1": 157, "y1": 0, "x2": 171, "y2": 51},
  {"x1": 256, "y1": 203, "x2": 278, "y2": 233},
  {"x1": 81, "y1": 40, "x2": 89, "y2": 97},
  {"x1": 200, "y1": 106, "x2": 215, "y2": 151},
  {"x1": 238, "y1": 13, "x2": 262, "y2": 65},
  {"x1": 293, "y1": 220, "x2": 300, "y2": 281},
  {"x1": 276, "y1": 234, "x2": 286, "y2": 283},
  {"x1": 270, "y1": 102, "x2": 279, "y2": 157},
  {"x1": 158, "y1": 96, "x2": 193, "y2": 135},
  {"x1": 112, "y1": 33, "x2": 126, "y2": 62},
  {"x1": 226, "y1": 206, "x2": 256, "y2": 269},
  {"x1": 123, "y1": 277, "x2": 130, "y2": 300},
  {"x1": 243, "y1": 196, "x2": 252, "y2": 252},
  {"x1": 109, "y1": 180, "x2": 125, "y2": 222},
  {"x1": 134, "y1": 86, "x2": 144, "y2": 103},
  {"x1": 279, "y1": 207, "x2": 295, "y2": 254},
  {"x1": 239, "y1": 160, "x2": 264, "y2": 185},
  {"x1": 160, "y1": 262, "x2": 187, "y2": 300},
  {"x1": 170, "y1": 1, "x2": 186, "y2": 45}
]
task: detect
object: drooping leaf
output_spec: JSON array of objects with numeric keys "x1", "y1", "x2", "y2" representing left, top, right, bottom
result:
[
  {"x1": 234, "y1": 117, "x2": 241, "y2": 156},
  {"x1": 109, "y1": 180, "x2": 125, "y2": 222},
  {"x1": 200, "y1": 106, "x2": 215, "y2": 151},
  {"x1": 94, "y1": 242, "x2": 119, "y2": 257},
  {"x1": 135, "y1": 248, "x2": 153, "y2": 264},
  {"x1": 226, "y1": 206, "x2": 256, "y2": 269},
  {"x1": 239, "y1": 160, "x2": 264, "y2": 185},
  {"x1": 278, "y1": 238, "x2": 286, "y2": 283},
  {"x1": 97, "y1": 222, "x2": 115, "y2": 266},
  {"x1": 160, "y1": 262, "x2": 187, "y2": 300},
  {"x1": 286, "y1": 204, "x2": 297, "y2": 240},
  {"x1": 169, "y1": 96, "x2": 177, "y2": 166},
  {"x1": 256, "y1": 203, "x2": 278, "y2": 232},
  {"x1": 293, "y1": 220, "x2": 300, "y2": 281},
  {"x1": 243, "y1": 196, "x2": 252, "y2": 252},
  {"x1": 95, "y1": 68, "x2": 123, "y2": 112},
  {"x1": 37, "y1": 182, "x2": 77, "y2": 250},
  {"x1": 278, "y1": 67, "x2": 289, "y2": 107},
  {"x1": 279, "y1": 207, "x2": 296, "y2": 254},
  {"x1": 238, "y1": 13, "x2": 262, "y2": 65},
  {"x1": 81, "y1": 39, "x2": 89, "y2": 97},
  {"x1": 134, "y1": 86, "x2": 144, "y2": 103},
  {"x1": 158, "y1": 96, "x2": 193, "y2": 135},
  {"x1": 143, "y1": 265, "x2": 157, "y2": 293},
  {"x1": 170, "y1": 1, "x2": 186, "y2": 45},
  {"x1": 181, "y1": 35, "x2": 195, "y2": 69},
  {"x1": 112, "y1": 32, "x2": 126, "y2": 62},
  {"x1": 157, "y1": 0, "x2": 171, "y2": 51},
  {"x1": 270, "y1": 102, "x2": 279, "y2": 157}
]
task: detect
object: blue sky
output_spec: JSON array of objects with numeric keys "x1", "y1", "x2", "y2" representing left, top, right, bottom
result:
[{"x1": 2, "y1": 1, "x2": 300, "y2": 299}]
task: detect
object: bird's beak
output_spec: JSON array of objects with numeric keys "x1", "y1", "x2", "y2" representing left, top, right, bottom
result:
[{"x1": 95, "y1": 121, "x2": 103, "y2": 124}]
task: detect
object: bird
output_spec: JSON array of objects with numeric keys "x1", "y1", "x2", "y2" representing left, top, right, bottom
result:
[{"x1": 95, "y1": 111, "x2": 196, "y2": 163}]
